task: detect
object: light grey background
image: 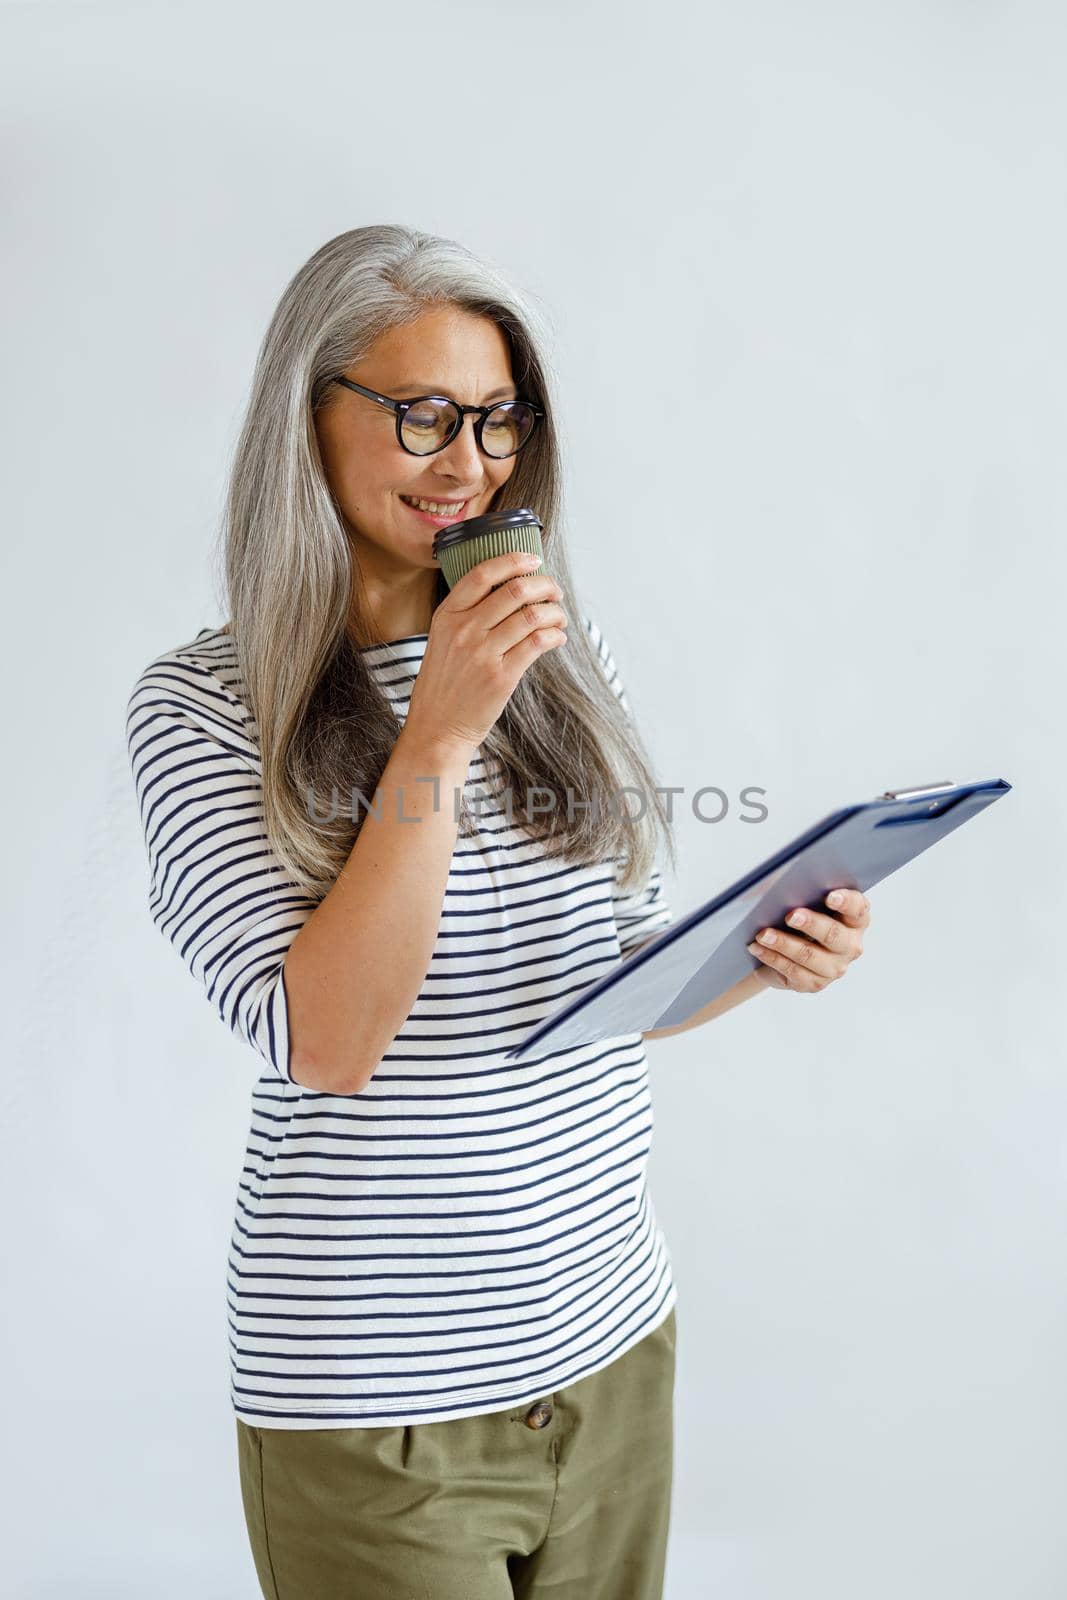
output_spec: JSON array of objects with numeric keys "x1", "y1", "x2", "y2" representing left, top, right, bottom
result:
[{"x1": 2, "y1": 1, "x2": 1062, "y2": 1595}]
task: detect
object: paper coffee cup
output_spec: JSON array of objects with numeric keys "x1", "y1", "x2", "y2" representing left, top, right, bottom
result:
[{"x1": 432, "y1": 509, "x2": 544, "y2": 591}]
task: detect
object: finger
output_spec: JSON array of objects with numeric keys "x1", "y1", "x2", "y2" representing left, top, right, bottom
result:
[
  {"x1": 746, "y1": 941, "x2": 827, "y2": 992},
  {"x1": 448, "y1": 549, "x2": 545, "y2": 610},
  {"x1": 782, "y1": 906, "x2": 854, "y2": 954},
  {"x1": 748, "y1": 928, "x2": 844, "y2": 981},
  {"x1": 753, "y1": 961, "x2": 790, "y2": 989},
  {"x1": 823, "y1": 888, "x2": 871, "y2": 928}
]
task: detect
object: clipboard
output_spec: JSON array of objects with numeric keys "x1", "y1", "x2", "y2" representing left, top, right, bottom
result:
[{"x1": 504, "y1": 777, "x2": 1012, "y2": 1063}]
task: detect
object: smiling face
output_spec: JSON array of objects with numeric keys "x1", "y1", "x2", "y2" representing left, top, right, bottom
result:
[{"x1": 314, "y1": 304, "x2": 522, "y2": 644}]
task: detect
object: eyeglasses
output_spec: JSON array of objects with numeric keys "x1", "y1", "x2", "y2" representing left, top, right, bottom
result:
[{"x1": 331, "y1": 376, "x2": 545, "y2": 459}]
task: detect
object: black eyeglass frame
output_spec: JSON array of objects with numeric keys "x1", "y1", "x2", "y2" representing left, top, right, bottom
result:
[{"x1": 330, "y1": 376, "x2": 546, "y2": 459}]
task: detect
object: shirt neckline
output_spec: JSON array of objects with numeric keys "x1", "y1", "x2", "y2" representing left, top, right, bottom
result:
[
  {"x1": 357, "y1": 632, "x2": 430, "y2": 670},
  {"x1": 205, "y1": 624, "x2": 430, "y2": 668},
  {"x1": 357, "y1": 632, "x2": 429, "y2": 653}
]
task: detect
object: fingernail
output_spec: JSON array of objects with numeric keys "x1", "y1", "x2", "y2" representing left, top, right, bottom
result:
[
  {"x1": 759, "y1": 930, "x2": 777, "y2": 946},
  {"x1": 787, "y1": 910, "x2": 807, "y2": 927},
  {"x1": 521, "y1": 554, "x2": 542, "y2": 567},
  {"x1": 827, "y1": 891, "x2": 843, "y2": 908}
]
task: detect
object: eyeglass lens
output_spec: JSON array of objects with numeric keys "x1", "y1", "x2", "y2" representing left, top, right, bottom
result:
[{"x1": 401, "y1": 399, "x2": 536, "y2": 458}]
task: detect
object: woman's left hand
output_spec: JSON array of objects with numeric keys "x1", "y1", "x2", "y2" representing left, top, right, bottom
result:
[{"x1": 747, "y1": 889, "x2": 869, "y2": 993}]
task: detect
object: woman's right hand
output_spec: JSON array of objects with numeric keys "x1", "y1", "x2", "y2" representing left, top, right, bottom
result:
[{"x1": 404, "y1": 551, "x2": 568, "y2": 754}]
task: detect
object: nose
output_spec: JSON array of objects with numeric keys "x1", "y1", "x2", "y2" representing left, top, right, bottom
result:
[{"x1": 436, "y1": 412, "x2": 492, "y2": 475}]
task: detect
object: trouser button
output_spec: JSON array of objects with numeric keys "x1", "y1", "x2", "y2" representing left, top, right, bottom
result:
[{"x1": 524, "y1": 1401, "x2": 553, "y2": 1429}]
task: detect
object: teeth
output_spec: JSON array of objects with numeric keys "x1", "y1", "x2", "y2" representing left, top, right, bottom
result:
[{"x1": 401, "y1": 496, "x2": 466, "y2": 516}]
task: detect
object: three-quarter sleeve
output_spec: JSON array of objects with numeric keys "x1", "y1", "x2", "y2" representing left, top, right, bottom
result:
[
  {"x1": 581, "y1": 614, "x2": 675, "y2": 955},
  {"x1": 126, "y1": 654, "x2": 318, "y2": 1084},
  {"x1": 609, "y1": 857, "x2": 673, "y2": 955}
]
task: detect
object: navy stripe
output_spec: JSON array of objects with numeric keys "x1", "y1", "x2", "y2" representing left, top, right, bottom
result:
[{"x1": 126, "y1": 615, "x2": 676, "y2": 1428}]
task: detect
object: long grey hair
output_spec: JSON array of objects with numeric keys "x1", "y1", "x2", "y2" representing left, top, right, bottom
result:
[{"x1": 218, "y1": 224, "x2": 676, "y2": 902}]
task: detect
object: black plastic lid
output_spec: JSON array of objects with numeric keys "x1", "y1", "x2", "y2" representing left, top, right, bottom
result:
[{"x1": 432, "y1": 507, "x2": 542, "y2": 559}]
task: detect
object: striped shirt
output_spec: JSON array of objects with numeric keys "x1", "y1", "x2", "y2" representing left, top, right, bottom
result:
[{"x1": 126, "y1": 614, "x2": 676, "y2": 1429}]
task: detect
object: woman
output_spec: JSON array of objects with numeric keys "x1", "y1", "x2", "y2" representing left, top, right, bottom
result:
[{"x1": 126, "y1": 224, "x2": 868, "y2": 1600}]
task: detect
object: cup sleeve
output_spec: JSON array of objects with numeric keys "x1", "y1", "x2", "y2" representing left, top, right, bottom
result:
[
  {"x1": 580, "y1": 614, "x2": 675, "y2": 956},
  {"x1": 126, "y1": 661, "x2": 318, "y2": 1084}
]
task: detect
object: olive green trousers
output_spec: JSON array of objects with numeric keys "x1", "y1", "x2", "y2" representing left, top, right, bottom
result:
[{"x1": 236, "y1": 1305, "x2": 676, "y2": 1600}]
